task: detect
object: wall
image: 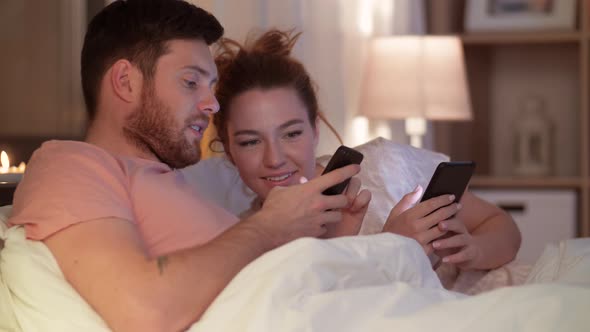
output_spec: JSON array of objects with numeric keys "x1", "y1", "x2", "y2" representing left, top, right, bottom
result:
[
  {"x1": 0, "y1": 0, "x2": 421, "y2": 159},
  {"x1": 0, "y1": 0, "x2": 86, "y2": 139},
  {"x1": 195, "y1": 0, "x2": 415, "y2": 156}
]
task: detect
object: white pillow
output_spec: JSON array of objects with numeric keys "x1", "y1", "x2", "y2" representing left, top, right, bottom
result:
[
  {"x1": 1, "y1": 224, "x2": 109, "y2": 332},
  {"x1": 181, "y1": 155, "x2": 257, "y2": 216},
  {"x1": 525, "y1": 238, "x2": 590, "y2": 287},
  {"x1": 0, "y1": 205, "x2": 11, "y2": 242},
  {"x1": 0, "y1": 205, "x2": 22, "y2": 332},
  {"x1": 183, "y1": 137, "x2": 449, "y2": 234}
]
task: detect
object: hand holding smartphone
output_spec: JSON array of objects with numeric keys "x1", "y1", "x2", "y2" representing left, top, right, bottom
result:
[
  {"x1": 320, "y1": 145, "x2": 364, "y2": 196},
  {"x1": 420, "y1": 161, "x2": 476, "y2": 268}
]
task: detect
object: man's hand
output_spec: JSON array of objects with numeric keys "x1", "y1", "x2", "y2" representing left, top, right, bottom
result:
[
  {"x1": 251, "y1": 164, "x2": 362, "y2": 247},
  {"x1": 323, "y1": 177, "x2": 372, "y2": 238},
  {"x1": 381, "y1": 185, "x2": 461, "y2": 254}
]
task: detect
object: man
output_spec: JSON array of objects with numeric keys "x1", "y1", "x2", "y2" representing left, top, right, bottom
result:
[{"x1": 9, "y1": 1, "x2": 360, "y2": 331}]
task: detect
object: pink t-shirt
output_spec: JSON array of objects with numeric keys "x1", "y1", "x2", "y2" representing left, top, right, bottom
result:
[{"x1": 9, "y1": 140, "x2": 238, "y2": 257}]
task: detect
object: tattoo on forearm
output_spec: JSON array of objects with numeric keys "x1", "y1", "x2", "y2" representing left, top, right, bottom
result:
[{"x1": 157, "y1": 256, "x2": 168, "y2": 275}]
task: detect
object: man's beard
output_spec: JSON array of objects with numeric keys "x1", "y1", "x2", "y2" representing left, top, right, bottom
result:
[{"x1": 123, "y1": 86, "x2": 202, "y2": 169}]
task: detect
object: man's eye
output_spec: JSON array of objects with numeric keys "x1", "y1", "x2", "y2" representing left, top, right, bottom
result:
[
  {"x1": 285, "y1": 130, "x2": 303, "y2": 139},
  {"x1": 238, "y1": 139, "x2": 259, "y2": 147}
]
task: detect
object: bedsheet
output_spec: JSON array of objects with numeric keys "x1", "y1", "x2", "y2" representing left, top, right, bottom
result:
[
  {"x1": 1, "y1": 223, "x2": 589, "y2": 332},
  {"x1": 190, "y1": 233, "x2": 590, "y2": 332}
]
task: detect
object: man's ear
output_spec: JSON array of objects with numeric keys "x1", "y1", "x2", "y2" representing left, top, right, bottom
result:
[{"x1": 109, "y1": 59, "x2": 142, "y2": 103}]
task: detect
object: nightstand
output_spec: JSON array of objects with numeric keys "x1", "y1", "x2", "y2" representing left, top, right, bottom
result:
[{"x1": 0, "y1": 183, "x2": 17, "y2": 206}]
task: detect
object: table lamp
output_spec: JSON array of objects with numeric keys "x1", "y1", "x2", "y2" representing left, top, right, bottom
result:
[{"x1": 359, "y1": 36, "x2": 472, "y2": 148}]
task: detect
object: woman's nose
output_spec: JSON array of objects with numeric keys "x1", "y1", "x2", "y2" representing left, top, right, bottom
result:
[{"x1": 264, "y1": 144, "x2": 286, "y2": 169}]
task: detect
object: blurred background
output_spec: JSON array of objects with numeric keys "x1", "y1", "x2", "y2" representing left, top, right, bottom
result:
[{"x1": 0, "y1": 0, "x2": 588, "y2": 257}]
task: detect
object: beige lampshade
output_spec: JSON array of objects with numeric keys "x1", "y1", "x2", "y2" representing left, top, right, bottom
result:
[{"x1": 360, "y1": 36, "x2": 472, "y2": 121}]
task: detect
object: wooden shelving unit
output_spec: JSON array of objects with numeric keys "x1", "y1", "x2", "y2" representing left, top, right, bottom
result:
[
  {"x1": 435, "y1": 0, "x2": 590, "y2": 237},
  {"x1": 471, "y1": 176, "x2": 584, "y2": 189},
  {"x1": 461, "y1": 31, "x2": 581, "y2": 44}
]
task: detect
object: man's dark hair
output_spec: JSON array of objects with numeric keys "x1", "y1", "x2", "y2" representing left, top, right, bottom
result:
[{"x1": 81, "y1": 0, "x2": 224, "y2": 120}]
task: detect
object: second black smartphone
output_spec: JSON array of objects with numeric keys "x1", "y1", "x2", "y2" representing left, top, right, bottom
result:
[
  {"x1": 420, "y1": 161, "x2": 476, "y2": 205},
  {"x1": 321, "y1": 145, "x2": 364, "y2": 195}
]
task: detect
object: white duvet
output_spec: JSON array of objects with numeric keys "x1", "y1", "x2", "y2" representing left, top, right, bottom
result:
[
  {"x1": 190, "y1": 233, "x2": 590, "y2": 332},
  {"x1": 2, "y1": 225, "x2": 590, "y2": 332}
]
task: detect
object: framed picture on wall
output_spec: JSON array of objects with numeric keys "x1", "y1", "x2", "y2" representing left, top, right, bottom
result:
[{"x1": 464, "y1": 0, "x2": 577, "y2": 33}]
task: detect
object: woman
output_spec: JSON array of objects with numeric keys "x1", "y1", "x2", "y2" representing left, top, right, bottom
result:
[{"x1": 211, "y1": 29, "x2": 521, "y2": 270}]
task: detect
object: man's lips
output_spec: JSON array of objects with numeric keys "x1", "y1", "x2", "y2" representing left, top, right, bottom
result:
[{"x1": 188, "y1": 122, "x2": 208, "y2": 136}]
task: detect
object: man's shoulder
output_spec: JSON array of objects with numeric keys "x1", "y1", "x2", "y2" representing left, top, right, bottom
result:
[
  {"x1": 28, "y1": 140, "x2": 122, "y2": 174},
  {"x1": 32, "y1": 140, "x2": 110, "y2": 162},
  {"x1": 18, "y1": 140, "x2": 128, "y2": 198}
]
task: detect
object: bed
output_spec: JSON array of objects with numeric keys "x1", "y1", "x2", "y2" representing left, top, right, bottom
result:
[{"x1": 1, "y1": 137, "x2": 589, "y2": 331}]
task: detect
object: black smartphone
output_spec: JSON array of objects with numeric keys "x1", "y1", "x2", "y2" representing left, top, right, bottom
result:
[
  {"x1": 321, "y1": 145, "x2": 364, "y2": 195},
  {"x1": 420, "y1": 161, "x2": 475, "y2": 269},
  {"x1": 420, "y1": 161, "x2": 476, "y2": 205}
]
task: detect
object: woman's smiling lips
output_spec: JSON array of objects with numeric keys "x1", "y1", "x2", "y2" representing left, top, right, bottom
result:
[{"x1": 261, "y1": 171, "x2": 297, "y2": 186}]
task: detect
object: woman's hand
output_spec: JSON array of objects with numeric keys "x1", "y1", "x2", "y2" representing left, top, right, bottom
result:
[
  {"x1": 381, "y1": 185, "x2": 461, "y2": 254},
  {"x1": 323, "y1": 177, "x2": 371, "y2": 238},
  {"x1": 431, "y1": 217, "x2": 483, "y2": 270}
]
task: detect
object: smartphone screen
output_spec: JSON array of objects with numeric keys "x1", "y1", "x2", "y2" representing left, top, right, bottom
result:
[{"x1": 321, "y1": 145, "x2": 364, "y2": 195}]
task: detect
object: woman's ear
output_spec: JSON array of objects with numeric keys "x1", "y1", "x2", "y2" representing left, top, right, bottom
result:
[
  {"x1": 313, "y1": 116, "x2": 321, "y2": 149},
  {"x1": 109, "y1": 59, "x2": 142, "y2": 103},
  {"x1": 224, "y1": 143, "x2": 235, "y2": 164}
]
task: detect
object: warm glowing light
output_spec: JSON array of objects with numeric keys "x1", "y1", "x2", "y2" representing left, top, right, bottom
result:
[
  {"x1": 0, "y1": 151, "x2": 26, "y2": 174},
  {"x1": 0, "y1": 151, "x2": 8, "y2": 171},
  {"x1": 358, "y1": 0, "x2": 374, "y2": 36}
]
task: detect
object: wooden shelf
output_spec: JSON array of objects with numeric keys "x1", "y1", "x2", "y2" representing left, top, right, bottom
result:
[
  {"x1": 461, "y1": 31, "x2": 581, "y2": 45},
  {"x1": 470, "y1": 176, "x2": 584, "y2": 189}
]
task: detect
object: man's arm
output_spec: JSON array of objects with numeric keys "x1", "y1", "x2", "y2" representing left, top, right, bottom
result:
[{"x1": 44, "y1": 164, "x2": 360, "y2": 332}]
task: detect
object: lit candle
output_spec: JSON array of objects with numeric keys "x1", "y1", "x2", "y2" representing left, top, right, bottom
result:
[{"x1": 0, "y1": 151, "x2": 26, "y2": 184}]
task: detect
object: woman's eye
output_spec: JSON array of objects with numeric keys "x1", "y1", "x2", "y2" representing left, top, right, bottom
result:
[
  {"x1": 238, "y1": 139, "x2": 259, "y2": 147},
  {"x1": 285, "y1": 130, "x2": 303, "y2": 139},
  {"x1": 184, "y1": 80, "x2": 197, "y2": 89}
]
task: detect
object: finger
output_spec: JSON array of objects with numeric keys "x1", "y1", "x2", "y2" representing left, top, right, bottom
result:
[
  {"x1": 411, "y1": 194, "x2": 457, "y2": 220},
  {"x1": 441, "y1": 247, "x2": 476, "y2": 265},
  {"x1": 423, "y1": 243, "x2": 434, "y2": 255},
  {"x1": 420, "y1": 203, "x2": 461, "y2": 229},
  {"x1": 432, "y1": 233, "x2": 469, "y2": 250},
  {"x1": 319, "y1": 194, "x2": 350, "y2": 211},
  {"x1": 416, "y1": 226, "x2": 446, "y2": 246},
  {"x1": 389, "y1": 185, "x2": 423, "y2": 218},
  {"x1": 349, "y1": 189, "x2": 371, "y2": 213},
  {"x1": 438, "y1": 217, "x2": 467, "y2": 234},
  {"x1": 316, "y1": 210, "x2": 343, "y2": 225},
  {"x1": 312, "y1": 164, "x2": 360, "y2": 191},
  {"x1": 344, "y1": 177, "x2": 361, "y2": 201}
]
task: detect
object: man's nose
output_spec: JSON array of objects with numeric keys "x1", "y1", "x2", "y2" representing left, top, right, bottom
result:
[{"x1": 198, "y1": 89, "x2": 220, "y2": 115}]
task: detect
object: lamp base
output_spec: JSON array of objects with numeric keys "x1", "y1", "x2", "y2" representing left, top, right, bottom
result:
[{"x1": 405, "y1": 117, "x2": 426, "y2": 149}]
